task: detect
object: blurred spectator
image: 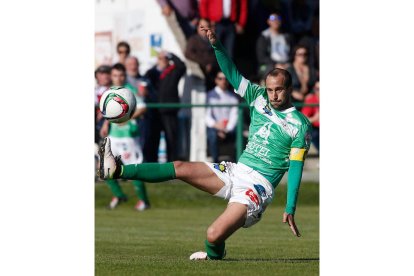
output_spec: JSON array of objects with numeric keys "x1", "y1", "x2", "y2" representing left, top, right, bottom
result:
[
  {"x1": 298, "y1": 10, "x2": 319, "y2": 70},
  {"x1": 285, "y1": 0, "x2": 315, "y2": 42},
  {"x1": 94, "y1": 65, "x2": 112, "y2": 106},
  {"x1": 199, "y1": 0, "x2": 248, "y2": 58},
  {"x1": 157, "y1": 0, "x2": 199, "y2": 39},
  {"x1": 248, "y1": 0, "x2": 280, "y2": 33},
  {"x1": 301, "y1": 80, "x2": 319, "y2": 153},
  {"x1": 286, "y1": 45, "x2": 317, "y2": 108},
  {"x1": 115, "y1": 41, "x2": 131, "y2": 65},
  {"x1": 95, "y1": 65, "x2": 112, "y2": 145},
  {"x1": 144, "y1": 51, "x2": 186, "y2": 162},
  {"x1": 185, "y1": 18, "x2": 219, "y2": 91},
  {"x1": 256, "y1": 12, "x2": 291, "y2": 79},
  {"x1": 125, "y1": 56, "x2": 151, "y2": 100},
  {"x1": 206, "y1": 71, "x2": 239, "y2": 163},
  {"x1": 125, "y1": 56, "x2": 157, "y2": 156}
]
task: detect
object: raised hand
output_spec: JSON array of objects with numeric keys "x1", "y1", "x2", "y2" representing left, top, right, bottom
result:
[
  {"x1": 283, "y1": 212, "x2": 301, "y2": 237},
  {"x1": 199, "y1": 25, "x2": 217, "y2": 45}
]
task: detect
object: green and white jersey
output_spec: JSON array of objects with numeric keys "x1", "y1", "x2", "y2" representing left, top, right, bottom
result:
[
  {"x1": 212, "y1": 41, "x2": 312, "y2": 186},
  {"x1": 109, "y1": 119, "x2": 140, "y2": 138},
  {"x1": 238, "y1": 84, "x2": 311, "y2": 184}
]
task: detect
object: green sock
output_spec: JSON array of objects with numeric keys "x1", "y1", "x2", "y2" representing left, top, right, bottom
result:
[
  {"x1": 132, "y1": 180, "x2": 150, "y2": 204},
  {"x1": 105, "y1": 179, "x2": 126, "y2": 198},
  {"x1": 121, "y1": 162, "x2": 176, "y2": 182},
  {"x1": 205, "y1": 240, "x2": 226, "y2": 260}
]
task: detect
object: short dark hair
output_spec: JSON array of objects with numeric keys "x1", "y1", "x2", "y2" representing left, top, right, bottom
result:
[
  {"x1": 111, "y1": 63, "x2": 126, "y2": 73},
  {"x1": 265, "y1": 68, "x2": 292, "y2": 90},
  {"x1": 94, "y1": 65, "x2": 111, "y2": 78},
  {"x1": 116, "y1": 41, "x2": 130, "y2": 55}
]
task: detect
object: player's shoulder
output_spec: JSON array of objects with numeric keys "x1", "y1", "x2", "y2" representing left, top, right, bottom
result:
[{"x1": 286, "y1": 108, "x2": 311, "y2": 128}]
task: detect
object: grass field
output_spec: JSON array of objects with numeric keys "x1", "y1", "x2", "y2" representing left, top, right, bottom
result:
[{"x1": 95, "y1": 180, "x2": 319, "y2": 275}]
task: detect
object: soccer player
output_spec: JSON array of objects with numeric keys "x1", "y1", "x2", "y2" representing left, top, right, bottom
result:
[
  {"x1": 98, "y1": 25, "x2": 312, "y2": 260},
  {"x1": 102, "y1": 63, "x2": 151, "y2": 211}
]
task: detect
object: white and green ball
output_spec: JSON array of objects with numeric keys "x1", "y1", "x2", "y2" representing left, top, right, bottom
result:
[{"x1": 99, "y1": 86, "x2": 136, "y2": 123}]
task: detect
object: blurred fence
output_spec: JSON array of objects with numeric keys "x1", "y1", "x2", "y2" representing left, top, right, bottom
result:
[{"x1": 145, "y1": 102, "x2": 319, "y2": 160}]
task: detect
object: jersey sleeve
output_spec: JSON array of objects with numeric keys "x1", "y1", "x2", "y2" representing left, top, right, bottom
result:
[
  {"x1": 211, "y1": 40, "x2": 263, "y2": 105},
  {"x1": 291, "y1": 120, "x2": 312, "y2": 150}
]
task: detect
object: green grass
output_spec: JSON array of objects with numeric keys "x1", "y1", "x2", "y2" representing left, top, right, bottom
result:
[{"x1": 95, "y1": 181, "x2": 319, "y2": 275}]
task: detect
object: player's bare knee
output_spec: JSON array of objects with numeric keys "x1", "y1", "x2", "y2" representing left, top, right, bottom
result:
[
  {"x1": 206, "y1": 226, "x2": 223, "y2": 244},
  {"x1": 173, "y1": 161, "x2": 184, "y2": 176}
]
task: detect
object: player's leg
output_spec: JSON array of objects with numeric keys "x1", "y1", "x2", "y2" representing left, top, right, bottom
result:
[
  {"x1": 103, "y1": 137, "x2": 127, "y2": 209},
  {"x1": 105, "y1": 179, "x2": 128, "y2": 209},
  {"x1": 190, "y1": 202, "x2": 247, "y2": 260},
  {"x1": 132, "y1": 180, "x2": 150, "y2": 211},
  {"x1": 173, "y1": 161, "x2": 224, "y2": 195},
  {"x1": 99, "y1": 137, "x2": 224, "y2": 195}
]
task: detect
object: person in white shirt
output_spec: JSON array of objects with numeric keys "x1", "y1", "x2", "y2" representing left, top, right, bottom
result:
[{"x1": 205, "y1": 71, "x2": 239, "y2": 163}]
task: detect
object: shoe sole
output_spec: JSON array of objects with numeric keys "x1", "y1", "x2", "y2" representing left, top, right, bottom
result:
[{"x1": 98, "y1": 138, "x2": 107, "y2": 179}]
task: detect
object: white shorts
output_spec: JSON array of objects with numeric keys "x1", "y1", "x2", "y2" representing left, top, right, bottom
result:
[
  {"x1": 205, "y1": 161, "x2": 274, "y2": 228},
  {"x1": 109, "y1": 136, "x2": 143, "y2": 165}
]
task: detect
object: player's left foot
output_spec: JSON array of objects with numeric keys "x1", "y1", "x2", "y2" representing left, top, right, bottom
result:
[
  {"x1": 98, "y1": 137, "x2": 122, "y2": 180},
  {"x1": 107, "y1": 196, "x2": 128, "y2": 210},
  {"x1": 189, "y1": 251, "x2": 208, "y2": 260}
]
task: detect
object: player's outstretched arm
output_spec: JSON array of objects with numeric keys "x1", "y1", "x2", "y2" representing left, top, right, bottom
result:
[
  {"x1": 284, "y1": 149, "x2": 306, "y2": 237},
  {"x1": 199, "y1": 25, "x2": 243, "y2": 93}
]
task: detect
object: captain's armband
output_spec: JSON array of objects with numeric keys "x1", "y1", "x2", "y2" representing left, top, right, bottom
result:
[{"x1": 289, "y1": 148, "x2": 307, "y2": 162}]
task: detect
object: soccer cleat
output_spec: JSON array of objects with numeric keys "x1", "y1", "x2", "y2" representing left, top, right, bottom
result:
[
  {"x1": 135, "y1": 200, "x2": 150, "y2": 211},
  {"x1": 98, "y1": 137, "x2": 122, "y2": 180},
  {"x1": 189, "y1": 251, "x2": 208, "y2": 260},
  {"x1": 107, "y1": 196, "x2": 128, "y2": 210}
]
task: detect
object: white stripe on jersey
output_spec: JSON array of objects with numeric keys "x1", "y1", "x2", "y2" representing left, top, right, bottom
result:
[
  {"x1": 253, "y1": 95, "x2": 299, "y2": 139},
  {"x1": 236, "y1": 77, "x2": 249, "y2": 97}
]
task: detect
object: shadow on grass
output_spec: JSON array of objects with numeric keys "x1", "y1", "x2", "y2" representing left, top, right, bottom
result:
[{"x1": 223, "y1": 258, "x2": 319, "y2": 263}]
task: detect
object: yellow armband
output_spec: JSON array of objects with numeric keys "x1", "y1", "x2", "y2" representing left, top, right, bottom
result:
[{"x1": 290, "y1": 148, "x2": 307, "y2": 161}]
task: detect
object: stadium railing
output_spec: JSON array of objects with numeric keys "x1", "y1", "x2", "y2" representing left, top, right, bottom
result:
[{"x1": 145, "y1": 103, "x2": 319, "y2": 159}]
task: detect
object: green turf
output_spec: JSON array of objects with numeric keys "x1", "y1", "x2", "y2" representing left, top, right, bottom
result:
[{"x1": 95, "y1": 181, "x2": 319, "y2": 275}]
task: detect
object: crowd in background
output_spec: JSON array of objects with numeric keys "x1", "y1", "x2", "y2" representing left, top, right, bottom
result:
[{"x1": 95, "y1": 0, "x2": 320, "y2": 166}]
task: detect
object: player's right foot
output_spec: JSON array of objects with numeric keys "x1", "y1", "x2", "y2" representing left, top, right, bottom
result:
[
  {"x1": 135, "y1": 200, "x2": 150, "y2": 211},
  {"x1": 98, "y1": 137, "x2": 122, "y2": 180},
  {"x1": 189, "y1": 251, "x2": 208, "y2": 260},
  {"x1": 107, "y1": 196, "x2": 128, "y2": 210}
]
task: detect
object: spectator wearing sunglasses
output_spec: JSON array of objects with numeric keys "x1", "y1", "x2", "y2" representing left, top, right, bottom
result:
[
  {"x1": 256, "y1": 12, "x2": 291, "y2": 78},
  {"x1": 301, "y1": 81, "x2": 319, "y2": 153},
  {"x1": 286, "y1": 45, "x2": 317, "y2": 108},
  {"x1": 115, "y1": 41, "x2": 131, "y2": 66}
]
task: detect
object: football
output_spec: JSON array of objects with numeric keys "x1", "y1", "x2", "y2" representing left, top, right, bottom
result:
[{"x1": 99, "y1": 86, "x2": 136, "y2": 123}]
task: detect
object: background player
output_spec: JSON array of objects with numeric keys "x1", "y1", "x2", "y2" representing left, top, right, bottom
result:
[
  {"x1": 99, "y1": 24, "x2": 312, "y2": 260},
  {"x1": 103, "y1": 64, "x2": 151, "y2": 211}
]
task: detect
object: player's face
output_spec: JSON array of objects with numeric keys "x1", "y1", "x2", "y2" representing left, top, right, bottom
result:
[
  {"x1": 111, "y1": 69, "x2": 126, "y2": 86},
  {"x1": 266, "y1": 75, "x2": 289, "y2": 110}
]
